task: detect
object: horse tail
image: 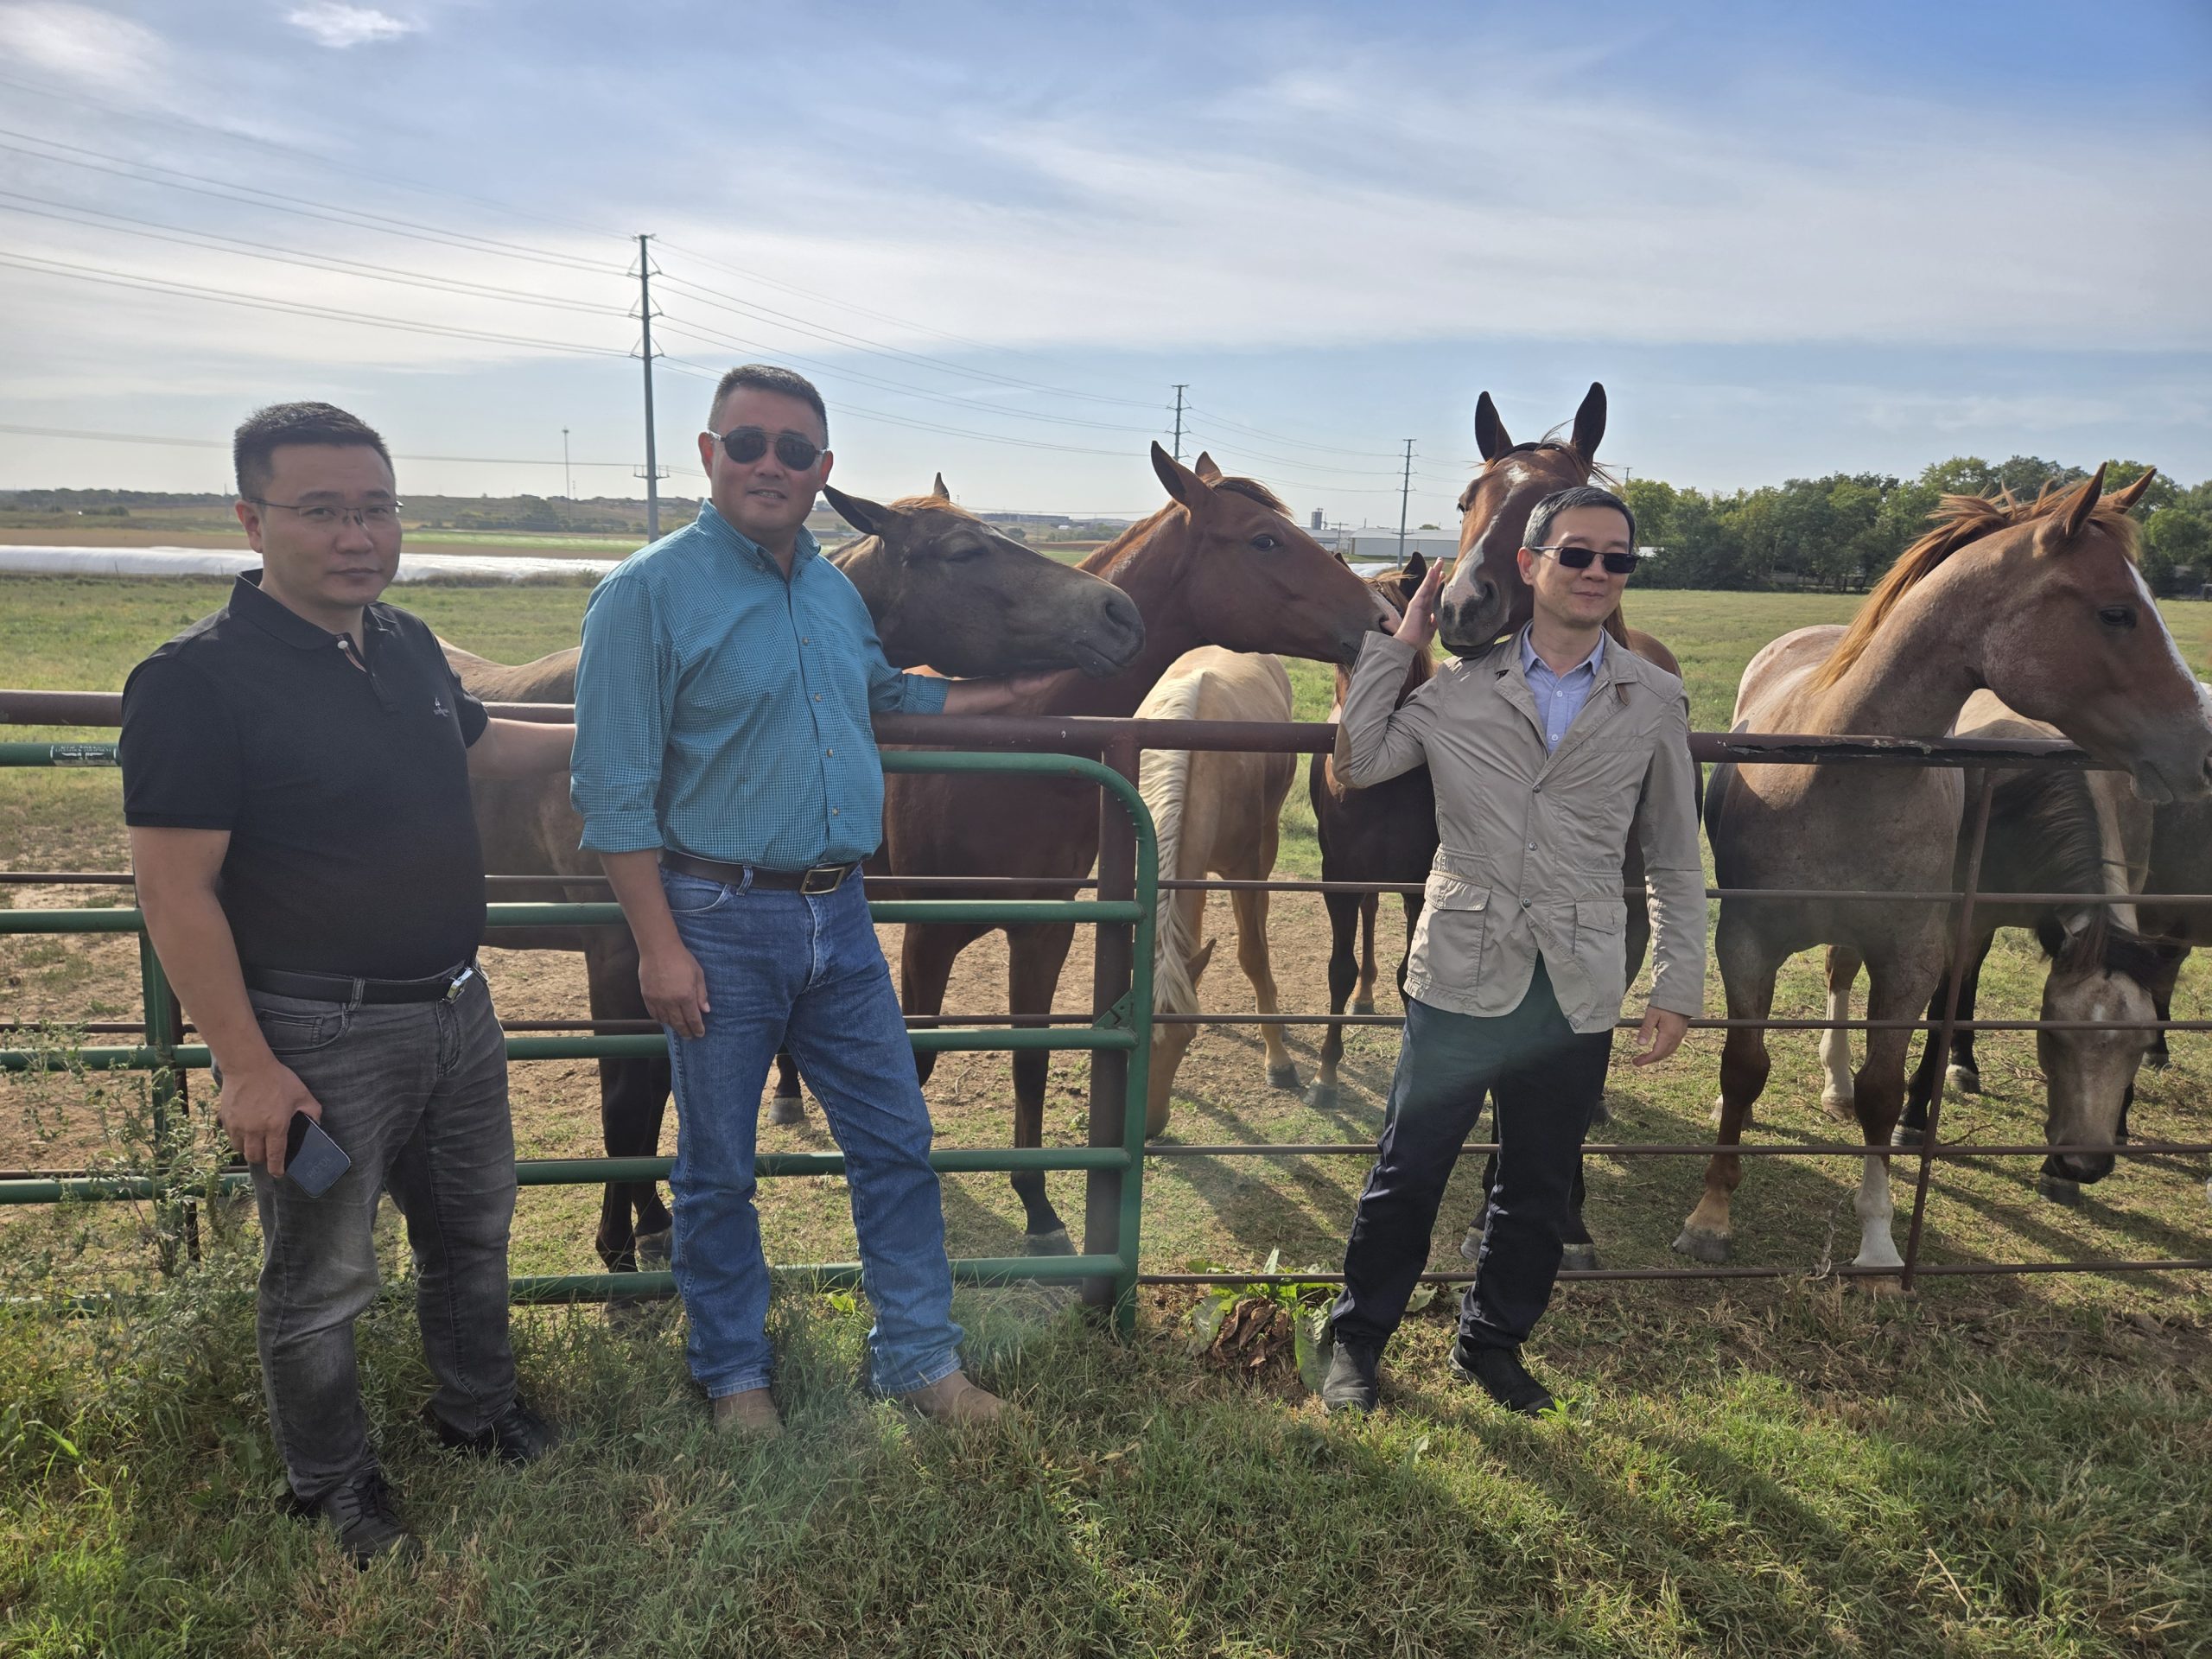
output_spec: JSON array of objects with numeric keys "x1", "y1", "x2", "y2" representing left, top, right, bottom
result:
[{"x1": 1136, "y1": 667, "x2": 1210, "y2": 1018}]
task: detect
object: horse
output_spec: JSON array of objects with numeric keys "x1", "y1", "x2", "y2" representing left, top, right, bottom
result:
[
  {"x1": 1682, "y1": 467, "x2": 2209, "y2": 1278},
  {"x1": 1823, "y1": 690, "x2": 2169, "y2": 1206},
  {"x1": 446, "y1": 482, "x2": 1147, "y2": 1274},
  {"x1": 2133, "y1": 684, "x2": 2212, "y2": 1072},
  {"x1": 881, "y1": 441, "x2": 1395, "y2": 1253},
  {"x1": 1134, "y1": 646, "x2": 1299, "y2": 1135},
  {"x1": 1304, "y1": 554, "x2": 1435, "y2": 1113}
]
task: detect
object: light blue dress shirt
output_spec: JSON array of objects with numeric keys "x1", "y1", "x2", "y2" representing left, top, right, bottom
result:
[
  {"x1": 569, "y1": 499, "x2": 949, "y2": 868},
  {"x1": 1517, "y1": 624, "x2": 1605, "y2": 753}
]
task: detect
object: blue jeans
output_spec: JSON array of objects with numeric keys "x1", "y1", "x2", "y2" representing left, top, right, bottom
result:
[{"x1": 660, "y1": 867, "x2": 963, "y2": 1398}]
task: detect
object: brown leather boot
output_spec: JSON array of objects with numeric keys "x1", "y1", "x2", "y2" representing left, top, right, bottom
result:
[
  {"x1": 709, "y1": 1388, "x2": 784, "y2": 1440},
  {"x1": 896, "y1": 1370, "x2": 1006, "y2": 1426}
]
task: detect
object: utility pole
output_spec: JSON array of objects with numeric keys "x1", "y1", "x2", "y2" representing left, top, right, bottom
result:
[
  {"x1": 633, "y1": 233, "x2": 666, "y2": 539},
  {"x1": 562, "y1": 428, "x2": 572, "y2": 500},
  {"x1": 1170, "y1": 384, "x2": 1187, "y2": 462},
  {"x1": 1395, "y1": 439, "x2": 1415, "y2": 561}
]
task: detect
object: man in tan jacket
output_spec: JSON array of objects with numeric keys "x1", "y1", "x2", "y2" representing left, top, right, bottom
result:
[{"x1": 1321, "y1": 485, "x2": 1706, "y2": 1415}]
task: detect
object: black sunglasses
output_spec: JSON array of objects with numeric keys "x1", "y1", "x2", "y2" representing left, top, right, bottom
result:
[
  {"x1": 709, "y1": 426, "x2": 823, "y2": 471},
  {"x1": 1529, "y1": 544, "x2": 1639, "y2": 576}
]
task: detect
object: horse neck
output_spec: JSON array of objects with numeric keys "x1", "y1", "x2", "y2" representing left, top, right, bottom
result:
[
  {"x1": 1800, "y1": 564, "x2": 1986, "y2": 739},
  {"x1": 1035, "y1": 518, "x2": 1209, "y2": 718}
]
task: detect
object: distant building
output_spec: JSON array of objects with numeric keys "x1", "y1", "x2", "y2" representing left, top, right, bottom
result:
[{"x1": 1339, "y1": 530, "x2": 1462, "y2": 564}]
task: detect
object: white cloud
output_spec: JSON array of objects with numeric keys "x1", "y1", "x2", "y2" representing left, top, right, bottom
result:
[
  {"x1": 285, "y1": 3, "x2": 417, "y2": 49},
  {"x1": 0, "y1": 2, "x2": 163, "y2": 92}
]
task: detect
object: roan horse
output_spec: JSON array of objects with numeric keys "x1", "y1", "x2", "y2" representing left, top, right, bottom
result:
[
  {"x1": 1135, "y1": 645, "x2": 1299, "y2": 1135},
  {"x1": 1825, "y1": 691, "x2": 2170, "y2": 1205},
  {"x1": 1306, "y1": 554, "x2": 1435, "y2": 1112},
  {"x1": 1684, "y1": 468, "x2": 2211, "y2": 1277},
  {"x1": 447, "y1": 484, "x2": 1146, "y2": 1274},
  {"x1": 880, "y1": 442, "x2": 1394, "y2": 1253}
]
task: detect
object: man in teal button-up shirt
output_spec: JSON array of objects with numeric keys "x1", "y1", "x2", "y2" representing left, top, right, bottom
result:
[{"x1": 572, "y1": 365, "x2": 1040, "y2": 1437}]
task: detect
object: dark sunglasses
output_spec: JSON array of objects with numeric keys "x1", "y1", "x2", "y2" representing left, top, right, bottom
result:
[
  {"x1": 1530, "y1": 544, "x2": 1639, "y2": 576},
  {"x1": 709, "y1": 426, "x2": 823, "y2": 470}
]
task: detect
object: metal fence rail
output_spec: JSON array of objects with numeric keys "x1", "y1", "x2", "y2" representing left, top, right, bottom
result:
[{"x1": 1, "y1": 692, "x2": 2205, "y2": 1304}]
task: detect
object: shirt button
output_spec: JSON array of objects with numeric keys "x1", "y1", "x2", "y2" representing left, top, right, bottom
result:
[
  {"x1": 831, "y1": 807, "x2": 840, "y2": 816},
  {"x1": 814, "y1": 694, "x2": 822, "y2": 701},
  {"x1": 826, "y1": 747, "x2": 834, "y2": 756},
  {"x1": 1527, "y1": 842, "x2": 1536, "y2": 852}
]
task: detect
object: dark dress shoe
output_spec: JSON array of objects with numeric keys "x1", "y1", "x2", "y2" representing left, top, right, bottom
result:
[
  {"x1": 1319, "y1": 1335, "x2": 1381, "y2": 1414},
  {"x1": 292, "y1": 1468, "x2": 420, "y2": 1567},
  {"x1": 1449, "y1": 1340, "x2": 1556, "y2": 1415},
  {"x1": 427, "y1": 1399, "x2": 559, "y2": 1465}
]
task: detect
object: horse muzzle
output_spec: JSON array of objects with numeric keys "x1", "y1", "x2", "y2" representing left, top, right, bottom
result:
[
  {"x1": 2039, "y1": 1150, "x2": 2116, "y2": 1196},
  {"x1": 1437, "y1": 578, "x2": 1503, "y2": 658}
]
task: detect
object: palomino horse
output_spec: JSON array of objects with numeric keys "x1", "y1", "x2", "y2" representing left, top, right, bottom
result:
[
  {"x1": 447, "y1": 485, "x2": 1146, "y2": 1274},
  {"x1": 1683, "y1": 467, "x2": 2210, "y2": 1276},
  {"x1": 1825, "y1": 691, "x2": 2169, "y2": 1205},
  {"x1": 1305, "y1": 555, "x2": 1434, "y2": 1112},
  {"x1": 1135, "y1": 646, "x2": 1299, "y2": 1135},
  {"x1": 882, "y1": 442, "x2": 1395, "y2": 1253}
]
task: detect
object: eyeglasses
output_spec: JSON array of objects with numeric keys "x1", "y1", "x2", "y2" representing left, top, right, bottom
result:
[
  {"x1": 1529, "y1": 544, "x2": 1638, "y2": 576},
  {"x1": 709, "y1": 426, "x2": 823, "y2": 471},
  {"x1": 247, "y1": 498, "x2": 402, "y2": 530}
]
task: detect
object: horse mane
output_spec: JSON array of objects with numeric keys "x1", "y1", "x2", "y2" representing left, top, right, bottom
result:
[
  {"x1": 1812, "y1": 486, "x2": 2144, "y2": 692},
  {"x1": 1089, "y1": 471, "x2": 1295, "y2": 575},
  {"x1": 1999, "y1": 767, "x2": 2123, "y2": 970},
  {"x1": 1137, "y1": 674, "x2": 1210, "y2": 1019},
  {"x1": 1454, "y1": 441, "x2": 1615, "y2": 512},
  {"x1": 886, "y1": 493, "x2": 982, "y2": 520},
  {"x1": 1212, "y1": 474, "x2": 1289, "y2": 513},
  {"x1": 2036, "y1": 907, "x2": 2174, "y2": 990}
]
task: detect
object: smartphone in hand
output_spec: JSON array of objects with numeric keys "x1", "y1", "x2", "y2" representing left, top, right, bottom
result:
[{"x1": 285, "y1": 1110, "x2": 351, "y2": 1197}]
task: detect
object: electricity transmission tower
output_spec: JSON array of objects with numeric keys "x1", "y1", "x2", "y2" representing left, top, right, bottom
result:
[
  {"x1": 1171, "y1": 384, "x2": 1187, "y2": 462},
  {"x1": 632, "y1": 233, "x2": 668, "y2": 539},
  {"x1": 1395, "y1": 440, "x2": 1415, "y2": 559}
]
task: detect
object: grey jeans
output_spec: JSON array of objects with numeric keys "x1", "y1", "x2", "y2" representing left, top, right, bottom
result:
[{"x1": 233, "y1": 972, "x2": 517, "y2": 1501}]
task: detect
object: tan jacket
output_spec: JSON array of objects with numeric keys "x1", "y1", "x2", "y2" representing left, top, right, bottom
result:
[{"x1": 1336, "y1": 631, "x2": 1707, "y2": 1032}]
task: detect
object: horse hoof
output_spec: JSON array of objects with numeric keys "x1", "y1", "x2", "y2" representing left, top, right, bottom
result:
[
  {"x1": 1849, "y1": 1274, "x2": 1907, "y2": 1299},
  {"x1": 635, "y1": 1229, "x2": 672, "y2": 1270},
  {"x1": 1560, "y1": 1243, "x2": 1599, "y2": 1273},
  {"x1": 1268, "y1": 1062, "x2": 1302, "y2": 1091},
  {"x1": 1351, "y1": 1000, "x2": 1376, "y2": 1016},
  {"x1": 1820, "y1": 1089, "x2": 1855, "y2": 1123},
  {"x1": 1303, "y1": 1082, "x2": 1340, "y2": 1111},
  {"x1": 1946, "y1": 1065, "x2": 1981, "y2": 1096},
  {"x1": 1588, "y1": 1096, "x2": 1612, "y2": 1128},
  {"x1": 767, "y1": 1093, "x2": 807, "y2": 1128},
  {"x1": 1023, "y1": 1228, "x2": 1076, "y2": 1257},
  {"x1": 1459, "y1": 1225, "x2": 1484, "y2": 1263},
  {"x1": 1891, "y1": 1123, "x2": 1924, "y2": 1150},
  {"x1": 1670, "y1": 1227, "x2": 1731, "y2": 1265},
  {"x1": 2145, "y1": 1047, "x2": 2171, "y2": 1072},
  {"x1": 2037, "y1": 1174, "x2": 2083, "y2": 1207}
]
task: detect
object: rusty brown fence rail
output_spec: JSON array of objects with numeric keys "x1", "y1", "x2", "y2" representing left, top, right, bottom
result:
[{"x1": 3, "y1": 688, "x2": 2206, "y2": 1297}]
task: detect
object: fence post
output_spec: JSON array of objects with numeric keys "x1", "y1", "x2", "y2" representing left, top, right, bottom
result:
[
  {"x1": 1899, "y1": 769, "x2": 1998, "y2": 1292},
  {"x1": 1083, "y1": 734, "x2": 1141, "y2": 1322}
]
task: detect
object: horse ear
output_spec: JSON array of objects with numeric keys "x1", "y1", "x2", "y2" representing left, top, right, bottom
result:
[
  {"x1": 823, "y1": 484, "x2": 899, "y2": 540},
  {"x1": 931, "y1": 472, "x2": 950, "y2": 500},
  {"x1": 1152, "y1": 442, "x2": 1212, "y2": 511},
  {"x1": 1193, "y1": 451, "x2": 1224, "y2": 485},
  {"x1": 2049, "y1": 462, "x2": 2109, "y2": 547},
  {"x1": 1473, "y1": 391, "x2": 1511, "y2": 461},
  {"x1": 1403, "y1": 550, "x2": 1427, "y2": 583},
  {"x1": 1571, "y1": 382, "x2": 1606, "y2": 464},
  {"x1": 2109, "y1": 467, "x2": 2157, "y2": 513}
]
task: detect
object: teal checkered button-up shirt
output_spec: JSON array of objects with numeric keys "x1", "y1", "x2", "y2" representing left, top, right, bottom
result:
[{"x1": 569, "y1": 499, "x2": 949, "y2": 868}]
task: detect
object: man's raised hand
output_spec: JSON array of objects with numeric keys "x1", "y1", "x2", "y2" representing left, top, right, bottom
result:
[{"x1": 1394, "y1": 560, "x2": 1446, "y2": 652}]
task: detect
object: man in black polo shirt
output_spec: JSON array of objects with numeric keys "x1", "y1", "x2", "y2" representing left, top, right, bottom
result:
[{"x1": 120, "y1": 403, "x2": 576, "y2": 1566}]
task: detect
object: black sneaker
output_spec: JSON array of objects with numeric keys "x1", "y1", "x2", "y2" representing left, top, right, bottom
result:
[
  {"x1": 426, "y1": 1398, "x2": 559, "y2": 1465},
  {"x1": 293, "y1": 1468, "x2": 420, "y2": 1567},
  {"x1": 1449, "y1": 1340, "x2": 1556, "y2": 1415},
  {"x1": 1319, "y1": 1334, "x2": 1382, "y2": 1414}
]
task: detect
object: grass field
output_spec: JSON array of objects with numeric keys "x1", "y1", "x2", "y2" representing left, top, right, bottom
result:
[{"x1": 3, "y1": 574, "x2": 2211, "y2": 1656}]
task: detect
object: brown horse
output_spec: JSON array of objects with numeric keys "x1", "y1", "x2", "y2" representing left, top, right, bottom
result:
[
  {"x1": 1305, "y1": 554, "x2": 1435, "y2": 1112},
  {"x1": 448, "y1": 485, "x2": 1147, "y2": 1274},
  {"x1": 1135, "y1": 646, "x2": 1299, "y2": 1135},
  {"x1": 1685, "y1": 467, "x2": 2209, "y2": 1276},
  {"x1": 882, "y1": 442, "x2": 1395, "y2": 1252}
]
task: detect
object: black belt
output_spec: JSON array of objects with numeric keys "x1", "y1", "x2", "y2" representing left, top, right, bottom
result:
[
  {"x1": 244, "y1": 961, "x2": 479, "y2": 1005},
  {"x1": 660, "y1": 849, "x2": 858, "y2": 894}
]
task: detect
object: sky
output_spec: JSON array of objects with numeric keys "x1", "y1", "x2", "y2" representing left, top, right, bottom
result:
[{"x1": 0, "y1": 0, "x2": 2208, "y2": 527}]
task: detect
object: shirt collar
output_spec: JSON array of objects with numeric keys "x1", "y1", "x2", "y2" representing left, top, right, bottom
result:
[
  {"x1": 230, "y1": 569, "x2": 394, "y2": 651},
  {"x1": 694, "y1": 497, "x2": 819, "y2": 574},
  {"x1": 1517, "y1": 622, "x2": 1605, "y2": 679}
]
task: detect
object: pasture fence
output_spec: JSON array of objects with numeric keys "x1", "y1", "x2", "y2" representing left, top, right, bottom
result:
[{"x1": 2, "y1": 686, "x2": 2209, "y2": 1305}]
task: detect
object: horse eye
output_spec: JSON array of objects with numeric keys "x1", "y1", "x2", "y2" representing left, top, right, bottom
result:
[
  {"x1": 2098, "y1": 606, "x2": 2137, "y2": 629},
  {"x1": 1251, "y1": 533, "x2": 1279, "y2": 552}
]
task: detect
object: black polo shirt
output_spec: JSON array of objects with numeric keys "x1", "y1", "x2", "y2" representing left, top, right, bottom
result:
[{"x1": 120, "y1": 572, "x2": 490, "y2": 980}]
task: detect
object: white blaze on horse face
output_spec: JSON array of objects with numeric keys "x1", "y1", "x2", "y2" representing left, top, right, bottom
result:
[
  {"x1": 1853, "y1": 1155, "x2": 1905, "y2": 1271},
  {"x1": 2133, "y1": 565, "x2": 2197, "y2": 688}
]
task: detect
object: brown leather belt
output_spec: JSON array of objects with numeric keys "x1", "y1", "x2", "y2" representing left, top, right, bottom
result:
[{"x1": 659, "y1": 849, "x2": 859, "y2": 894}]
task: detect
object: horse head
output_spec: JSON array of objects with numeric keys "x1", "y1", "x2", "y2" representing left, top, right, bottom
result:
[
  {"x1": 2033, "y1": 915, "x2": 2171, "y2": 1197},
  {"x1": 826, "y1": 481, "x2": 1144, "y2": 678},
  {"x1": 1437, "y1": 381, "x2": 1607, "y2": 655}
]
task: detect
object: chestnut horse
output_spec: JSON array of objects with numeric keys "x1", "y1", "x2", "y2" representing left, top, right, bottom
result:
[
  {"x1": 1685, "y1": 468, "x2": 2209, "y2": 1277},
  {"x1": 447, "y1": 485, "x2": 1146, "y2": 1274},
  {"x1": 881, "y1": 442, "x2": 1395, "y2": 1252}
]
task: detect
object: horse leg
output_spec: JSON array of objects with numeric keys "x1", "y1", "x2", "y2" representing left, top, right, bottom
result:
[
  {"x1": 1007, "y1": 923, "x2": 1080, "y2": 1254},
  {"x1": 1622, "y1": 840, "x2": 1652, "y2": 985},
  {"x1": 1352, "y1": 892, "x2": 1380, "y2": 1015},
  {"x1": 1818, "y1": 946, "x2": 1862, "y2": 1122},
  {"x1": 1945, "y1": 934, "x2": 1994, "y2": 1095},
  {"x1": 2144, "y1": 947, "x2": 2184, "y2": 1071},
  {"x1": 1845, "y1": 958, "x2": 1936, "y2": 1285},
  {"x1": 766, "y1": 1049, "x2": 806, "y2": 1126},
  {"x1": 587, "y1": 935, "x2": 672, "y2": 1273},
  {"x1": 901, "y1": 920, "x2": 982, "y2": 1090},
  {"x1": 1675, "y1": 925, "x2": 1777, "y2": 1264},
  {"x1": 1230, "y1": 886, "x2": 1298, "y2": 1090},
  {"x1": 1306, "y1": 890, "x2": 1362, "y2": 1110}
]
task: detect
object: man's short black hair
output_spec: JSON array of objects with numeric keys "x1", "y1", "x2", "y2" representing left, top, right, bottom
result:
[
  {"x1": 1526, "y1": 484, "x2": 1637, "y2": 551},
  {"x1": 233, "y1": 402, "x2": 392, "y2": 499},
  {"x1": 710, "y1": 364, "x2": 828, "y2": 441}
]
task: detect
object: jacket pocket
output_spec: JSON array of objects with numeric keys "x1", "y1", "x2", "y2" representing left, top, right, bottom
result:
[
  {"x1": 1573, "y1": 895, "x2": 1630, "y2": 1013},
  {"x1": 1413, "y1": 872, "x2": 1491, "y2": 992}
]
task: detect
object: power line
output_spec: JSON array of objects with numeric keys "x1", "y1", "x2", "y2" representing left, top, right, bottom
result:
[
  {"x1": 0, "y1": 421, "x2": 641, "y2": 468},
  {"x1": 1185, "y1": 404, "x2": 1405, "y2": 462}
]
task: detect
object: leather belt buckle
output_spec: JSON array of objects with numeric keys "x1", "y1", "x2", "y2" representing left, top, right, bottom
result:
[{"x1": 800, "y1": 863, "x2": 848, "y2": 895}]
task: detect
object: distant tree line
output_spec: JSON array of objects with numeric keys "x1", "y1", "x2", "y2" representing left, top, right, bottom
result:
[{"x1": 1622, "y1": 456, "x2": 2212, "y2": 596}]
